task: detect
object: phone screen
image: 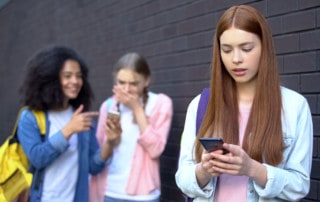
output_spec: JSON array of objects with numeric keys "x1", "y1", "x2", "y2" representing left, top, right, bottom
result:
[{"x1": 199, "y1": 137, "x2": 228, "y2": 154}]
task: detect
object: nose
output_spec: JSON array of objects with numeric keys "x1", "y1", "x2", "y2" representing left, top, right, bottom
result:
[
  {"x1": 71, "y1": 75, "x2": 80, "y2": 83},
  {"x1": 232, "y1": 49, "x2": 243, "y2": 64},
  {"x1": 123, "y1": 83, "x2": 130, "y2": 92}
]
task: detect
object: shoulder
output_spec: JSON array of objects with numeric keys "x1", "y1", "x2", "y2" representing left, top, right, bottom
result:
[
  {"x1": 281, "y1": 86, "x2": 305, "y2": 100},
  {"x1": 100, "y1": 97, "x2": 115, "y2": 110},
  {"x1": 154, "y1": 92, "x2": 172, "y2": 105},
  {"x1": 281, "y1": 86, "x2": 311, "y2": 116},
  {"x1": 148, "y1": 92, "x2": 173, "y2": 115},
  {"x1": 18, "y1": 108, "x2": 47, "y2": 130},
  {"x1": 188, "y1": 93, "x2": 201, "y2": 111},
  {"x1": 281, "y1": 86, "x2": 307, "y2": 106},
  {"x1": 20, "y1": 108, "x2": 35, "y2": 122}
]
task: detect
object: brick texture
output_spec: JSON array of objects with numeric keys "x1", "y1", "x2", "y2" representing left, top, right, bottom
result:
[{"x1": 0, "y1": 0, "x2": 319, "y2": 201}]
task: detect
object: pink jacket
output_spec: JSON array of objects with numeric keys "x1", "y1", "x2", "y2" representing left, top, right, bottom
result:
[{"x1": 89, "y1": 93, "x2": 173, "y2": 202}]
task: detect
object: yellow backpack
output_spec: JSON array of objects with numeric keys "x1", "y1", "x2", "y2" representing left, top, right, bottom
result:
[{"x1": 0, "y1": 107, "x2": 46, "y2": 202}]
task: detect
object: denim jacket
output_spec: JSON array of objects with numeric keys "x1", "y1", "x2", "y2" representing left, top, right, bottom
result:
[
  {"x1": 175, "y1": 87, "x2": 313, "y2": 201},
  {"x1": 18, "y1": 109, "x2": 106, "y2": 202}
]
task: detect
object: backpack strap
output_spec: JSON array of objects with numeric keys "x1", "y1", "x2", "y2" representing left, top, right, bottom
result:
[
  {"x1": 31, "y1": 110, "x2": 46, "y2": 136},
  {"x1": 196, "y1": 88, "x2": 210, "y2": 134},
  {"x1": 8, "y1": 106, "x2": 28, "y2": 144}
]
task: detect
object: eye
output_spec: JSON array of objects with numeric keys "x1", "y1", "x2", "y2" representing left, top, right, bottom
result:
[
  {"x1": 241, "y1": 44, "x2": 254, "y2": 52},
  {"x1": 221, "y1": 48, "x2": 232, "y2": 54},
  {"x1": 130, "y1": 82, "x2": 139, "y2": 86},
  {"x1": 117, "y1": 80, "x2": 125, "y2": 85},
  {"x1": 62, "y1": 73, "x2": 72, "y2": 79},
  {"x1": 76, "y1": 73, "x2": 82, "y2": 79},
  {"x1": 242, "y1": 47, "x2": 253, "y2": 52}
]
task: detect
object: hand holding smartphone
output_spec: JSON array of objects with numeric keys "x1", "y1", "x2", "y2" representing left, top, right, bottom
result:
[{"x1": 199, "y1": 137, "x2": 229, "y2": 154}]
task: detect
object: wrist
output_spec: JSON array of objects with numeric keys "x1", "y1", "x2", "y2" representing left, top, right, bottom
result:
[
  {"x1": 133, "y1": 104, "x2": 144, "y2": 114},
  {"x1": 101, "y1": 142, "x2": 113, "y2": 160},
  {"x1": 107, "y1": 138, "x2": 119, "y2": 147},
  {"x1": 248, "y1": 159, "x2": 267, "y2": 187},
  {"x1": 61, "y1": 126, "x2": 73, "y2": 139},
  {"x1": 195, "y1": 163, "x2": 211, "y2": 187}
]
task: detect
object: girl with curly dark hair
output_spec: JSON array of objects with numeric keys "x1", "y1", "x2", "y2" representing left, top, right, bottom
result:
[{"x1": 18, "y1": 46, "x2": 111, "y2": 202}]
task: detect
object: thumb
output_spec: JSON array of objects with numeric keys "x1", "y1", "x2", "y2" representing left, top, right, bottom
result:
[{"x1": 74, "y1": 104, "x2": 84, "y2": 115}]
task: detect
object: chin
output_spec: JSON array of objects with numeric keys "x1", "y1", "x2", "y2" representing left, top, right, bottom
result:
[{"x1": 67, "y1": 94, "x2": 79, "y2": 99}]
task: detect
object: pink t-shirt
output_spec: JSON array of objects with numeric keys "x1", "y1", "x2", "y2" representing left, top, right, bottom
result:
[{"x1": 214, "y1": 105, "x2": 251, "y2": 202}]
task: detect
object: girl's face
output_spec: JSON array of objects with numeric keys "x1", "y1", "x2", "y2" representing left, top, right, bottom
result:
[
  {"x1": 115, "y1": 68, "x2": 149, "y2": 97},
  {"x1": 60, "y1": 59, "x2": 83, "y2": 102},
  {"x1": 220, "y1": 27, "x2": 262, "y2": 86}
]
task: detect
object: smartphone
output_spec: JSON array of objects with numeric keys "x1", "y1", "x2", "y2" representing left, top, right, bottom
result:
[
  {"x1": 199, "y1": 137, "x2": 228, "y2": 154},
  {"x1": 107, "y1": 110, "x2": 120, "y2": 121}
]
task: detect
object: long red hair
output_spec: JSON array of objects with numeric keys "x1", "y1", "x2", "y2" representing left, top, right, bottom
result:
[{"x1": 195, "y1": 5, "x2": 283, "y2": 166}]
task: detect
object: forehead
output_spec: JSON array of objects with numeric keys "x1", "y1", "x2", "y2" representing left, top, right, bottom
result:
[
  {"x1": 61, "y1": 60, "x2": 81, "y2": 72},
  {"x1": 220, "y1": 27, "x2": 260, "y2": 45},
  {"x1": 116, "y1": 68, "x2": 144, "y2": 82}
]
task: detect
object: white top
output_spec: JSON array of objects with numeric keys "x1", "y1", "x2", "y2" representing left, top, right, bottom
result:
[{"x1": 41, "y1": 106, "x2": 79, "y2": 202}]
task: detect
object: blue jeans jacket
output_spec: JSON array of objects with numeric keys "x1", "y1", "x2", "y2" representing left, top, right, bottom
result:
[{"x1": 18, "y1": 109, "x2": 106, "y2": 202}]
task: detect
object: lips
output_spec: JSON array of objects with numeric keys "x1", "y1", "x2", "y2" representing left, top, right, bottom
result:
[
  {"x1": 232, "y1": 68, "x2": 247, "y2": 76},
  {"x1": 66, "y1": 86, "x2": 80, "y2": 95}
]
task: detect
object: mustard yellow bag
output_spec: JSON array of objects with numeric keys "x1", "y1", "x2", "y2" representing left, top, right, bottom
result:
[{"x1": 0, "y1": 107, "x2": 46, "y2": 202}]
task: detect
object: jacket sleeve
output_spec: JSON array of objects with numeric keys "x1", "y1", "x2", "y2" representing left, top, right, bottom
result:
[
  {"x1": 17, "y1": 109, "x2": 69, "y2": 170},
  {"x1": 88, "y1": 121, "x2": 107, "y2": 175},
  {"x1": 137, "y1": 94, "x2": 173, "y2": 159},
  {"x1": 175, "y1": 95, "x2": 216, "y2": 199}
]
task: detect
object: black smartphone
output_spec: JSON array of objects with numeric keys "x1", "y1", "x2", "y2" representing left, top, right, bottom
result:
[
  {"x1": 107, "y1": 110, "x2": 120, "y2": 121},
  {"x1": 199, "y1": 137, "x2": 228, "y2": 154}
]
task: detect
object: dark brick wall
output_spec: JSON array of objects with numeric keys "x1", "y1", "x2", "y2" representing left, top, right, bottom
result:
[{"x1": 0, "y1": 0, "x2": 319, "y2": 201}]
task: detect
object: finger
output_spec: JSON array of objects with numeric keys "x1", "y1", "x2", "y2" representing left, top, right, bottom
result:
[
  {"x1": 82, "y1": 111, "x2": 99, "y2": 118},
  {"x1": 106, "y1": 119, "x2": 114, "y2": 129},
  {"x1": 73, "y1": 104, "x2": 84, "y2": 115}
]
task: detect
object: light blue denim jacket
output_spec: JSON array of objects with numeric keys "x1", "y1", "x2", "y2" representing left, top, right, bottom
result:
[
  {"x1": 17, "y1": 109, "x2": 107, "y2": 202},
  {"x1": 175, "y1": 87, "x2": 313, "y2": 201}
]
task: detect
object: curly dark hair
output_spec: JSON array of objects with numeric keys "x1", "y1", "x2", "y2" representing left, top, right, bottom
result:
[{"x1": 20, "y1": 46, "x2": 94, "y2": 111}]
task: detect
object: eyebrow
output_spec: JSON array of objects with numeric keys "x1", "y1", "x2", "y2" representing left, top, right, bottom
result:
[
  {"x1": 61, "y1": 71, "x2": 82, "y2": 75},
  {"x1": 117, "y1": 79, "x2": 139, "y2": 84},
  {"x1": 220, "y1": 42, "x2": 255, "y2": 47}
]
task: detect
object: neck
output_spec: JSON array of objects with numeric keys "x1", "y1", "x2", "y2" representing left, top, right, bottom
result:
[
  {"x1": 52, "y1": 103, "x2": 70, "y2": 111},
  {"x1": 237, "y1": 82, "x2": 255, "y2": 108}
]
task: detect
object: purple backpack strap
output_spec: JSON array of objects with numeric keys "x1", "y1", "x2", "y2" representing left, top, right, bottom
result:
[
  {"x1": 196, "y1": 88, "x2": 210, "y2": 134},
  {"x1": 185, "y1": 88, "x2": 210, "y2": 202}
]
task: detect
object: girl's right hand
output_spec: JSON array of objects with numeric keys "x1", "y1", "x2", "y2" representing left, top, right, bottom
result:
[
  {"x1": 62, "y1": 104, "x2": 99, "y2": 139},
  {"x1": 195, "y1": 150, "x2": 222, "y2": 188},
  {"x1": 201, "y1": 150, "x2": 223, "y2": 176}
]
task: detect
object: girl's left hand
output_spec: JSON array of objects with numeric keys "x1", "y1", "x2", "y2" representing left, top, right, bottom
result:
[
  {"x1": 106, "y1": 117, "x2": 122, "y2": 147},
  {"x1": 210, "y1": 143, "x2": 254, "y2": 176},
  {"x1": 210, "y1": 143, "x2": 267, "y2": 187}
]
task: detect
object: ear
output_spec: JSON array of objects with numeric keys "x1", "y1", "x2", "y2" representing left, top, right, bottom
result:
[{"x1": 144, "y1": 76, "x2": 151, "y2": 87}]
